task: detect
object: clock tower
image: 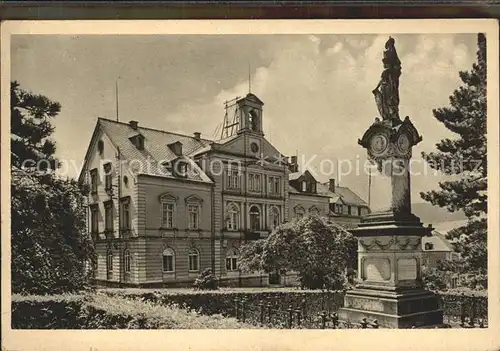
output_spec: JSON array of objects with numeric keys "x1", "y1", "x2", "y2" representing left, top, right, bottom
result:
[{"x1": 237, "y1": 93, "x2": 264, "y2": 136}]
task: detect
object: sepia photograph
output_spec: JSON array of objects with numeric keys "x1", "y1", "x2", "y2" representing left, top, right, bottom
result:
[{"x1": 1, "y1": 19, "x2": 499, "y2": 351}]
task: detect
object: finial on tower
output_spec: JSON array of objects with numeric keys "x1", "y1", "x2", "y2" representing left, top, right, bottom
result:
[{"x1": 248, "y1": 62, "x2": 252, "y2": 93}]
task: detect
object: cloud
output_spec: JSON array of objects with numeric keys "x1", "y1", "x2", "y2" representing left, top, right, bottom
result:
[
  {"x1": 168, "y1": 34, "x2": 475, "y2": 210},
  {"x1": 326, "y1": 42, "x2": 343, "y2": 56}
]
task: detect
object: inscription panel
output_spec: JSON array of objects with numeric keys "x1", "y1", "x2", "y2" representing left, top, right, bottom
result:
[
  {"x1": 398, "y1": 258, "x2": 417, "y2": 280},
  {"x1": 363, "y1": 257, "x2": 391, "y2": 281}
]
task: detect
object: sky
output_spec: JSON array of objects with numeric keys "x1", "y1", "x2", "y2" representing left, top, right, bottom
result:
[{"x1": 11, "y1": 33, "x2": 478, "y2": 211}]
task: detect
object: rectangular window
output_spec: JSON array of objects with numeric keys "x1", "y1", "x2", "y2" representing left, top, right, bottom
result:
[
  {"x1": 226, "y1": 258, "x2": 238, "y2": 271},
  {"x1": 120, "y1": 198, "x2": 130, "y2": 229},
  {"x1": 357, "y1": 207, "x2": 362, "y2": 216},
  {"x1": 189, "y1": 254, "x2": 199, "y2": 271},
  {"x1": 90, "y1": 206, "x2": 99, "y2": 233},
  {"x1": 188, "y1": 205, "x2": 200, "y2": 230},
  {"x1": 301, "y1": 181, "x2": 307, "y2": 192},
  {"x1": 124, "y1": 251, "x2": 131, "y2": 273},
  {"x1": 249, "y1": 173, "x2": 261, "y2": 192},
  {"x1": 104, "y1": 201, "x2": 113, "y2": 231},
  {"x1": 311, "y1": 182, "x2": 316, "y2": 193},
  {"x1": 107, "y1": 251, "x2": 113, "y2": 272},
  {"x1": 104, "y1": 163, "x2": 112, "y2": 191},
  {"x1": 269, "y1": 176, "x2": 281, "y2": 195},
  {"x1": 90, "y1": 169, "x2": 98, "y2": 193},
  {"x1": 162, "y1": 203, "x2": 175, "y2": 228},
  {"x1": 227, "y1": 170, "x2": 239, "y2": 189},
  {"x1": 348, "y1": 205, "x2": 352, "y2": 215},
  {"x1": 163, "y1": 255, "x2": 174, "y2": 272}
]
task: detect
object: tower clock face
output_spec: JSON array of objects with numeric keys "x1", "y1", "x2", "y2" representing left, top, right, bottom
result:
[
  {"x1": 370, "y1": 133, "x2": 388, "y2": 155},
  {"x1": 250, "y1": 142, "x2": 259, "y2": 153},
  {"x1": 397, "y1": 134, "x2": 411, "y2": 153}
]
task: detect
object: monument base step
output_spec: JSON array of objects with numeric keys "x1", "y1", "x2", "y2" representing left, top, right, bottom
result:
[{"x1": 338, "y1": 288, "x2": 443, "y2": 328}]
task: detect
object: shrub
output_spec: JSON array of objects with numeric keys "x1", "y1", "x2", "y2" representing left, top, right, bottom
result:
[
  {"x1": 11, "y1": 293, "x2": 254, "y2": 329},
  {"x1": 193, "y1": 268, "x2": 219, "y2": 291},
  {"x1": 421, "y1": 267, "x2": 448, "y2": 291}
]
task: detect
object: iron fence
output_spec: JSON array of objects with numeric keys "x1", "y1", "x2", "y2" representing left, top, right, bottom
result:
[{"x1": 231, "y1": 293, "x2": 488, "y2": 329}]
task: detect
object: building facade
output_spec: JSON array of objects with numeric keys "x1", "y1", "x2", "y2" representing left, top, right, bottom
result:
[{"x1": 80, "y1": 93, "x2": 367, "y2": 287}]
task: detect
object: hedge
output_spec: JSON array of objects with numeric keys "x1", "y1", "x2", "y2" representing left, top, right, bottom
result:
[
  {"x1": 11, "y1": 293, "x2": 256, "y2": 329},
  {"x1": 104, "y1": 288, "x2": 345, "y2": 324}
]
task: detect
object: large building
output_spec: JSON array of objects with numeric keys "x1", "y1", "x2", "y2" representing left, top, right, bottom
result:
[{"x1": 80, "y1": 93, "x2": 368, "y2": 287}]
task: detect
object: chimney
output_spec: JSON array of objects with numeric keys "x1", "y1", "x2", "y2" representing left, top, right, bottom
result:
[
  {"x1": 129, "y1": 120, "x2": 138, "y2": 130},
  {"x1": 329, "y1": 179, "x2": 336, "y2": 193},
  {"x1": 167, "y1": 141, "x2": 183, "y2": 156},
  {"x1": 193, "y1": 132, "x2": 201, "y2": 141},
  {"x1": 290, "y1": 156, "x2": 300, "y2": 173}
]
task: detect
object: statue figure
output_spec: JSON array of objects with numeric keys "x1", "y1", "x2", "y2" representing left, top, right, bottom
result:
[{"x1": 372, "y1": 37, "x2": 402, "y2": 123}]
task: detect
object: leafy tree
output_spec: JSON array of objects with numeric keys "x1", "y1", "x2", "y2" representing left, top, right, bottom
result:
[
  {"x1": 239, "y1": 216, "x2": 357, "y2": 290},
  {"x1": 420, "y1": 33, "x2": 487, "y2": 274},
  {"x1": 11, "y1": 169, "x2": 94, "y2": 294},
  {"x1": 11, "y1": 81, "x2": 60, "y2": 172}
]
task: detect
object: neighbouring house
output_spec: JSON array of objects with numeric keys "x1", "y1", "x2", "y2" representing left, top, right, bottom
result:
[
  {"x1": 421, "y1": 230, "x2": 460, "y2": 269},
  {"x1": 316, "y1": 180, "x2": 371, "y2": 229},
  {"x1": 79, "y1": 93, "x2": 338, "y2": 288}
]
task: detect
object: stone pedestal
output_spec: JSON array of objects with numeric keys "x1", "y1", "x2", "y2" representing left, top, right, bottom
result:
[{"x1": 338, "y1": 211, "x2": 444, "y2": 328}]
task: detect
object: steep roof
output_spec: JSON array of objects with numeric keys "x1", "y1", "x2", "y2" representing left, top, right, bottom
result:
[
  {"x1": 288, "y1": 172, "x2": 302, "y2": 181},
  {"x1": 316, "y1": 182, "x2": 369, "y2": 207},
  {"x1": 422, "y1": 230, "x2": 455, "y2": 252},
  {"x1": 92, "y1": 118, "x2": 213, "y2": 183}
]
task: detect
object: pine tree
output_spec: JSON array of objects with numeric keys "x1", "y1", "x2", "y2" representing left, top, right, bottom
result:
[
  {"x1": 11, "y1": 81, "x2": 60, "y2": 172},
  {"x1": 420, "y1": 33, "x2": 487, "y2": 276},
  {"x1": 10, "y1": 82, "x2": 95, "y2": 294}
]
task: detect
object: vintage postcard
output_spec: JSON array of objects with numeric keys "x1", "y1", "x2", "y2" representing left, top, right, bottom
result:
[{"x1": 1, "y1": 19, "x2": 499, "y2": 351}]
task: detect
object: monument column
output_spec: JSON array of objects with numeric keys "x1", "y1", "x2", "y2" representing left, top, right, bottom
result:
[{"x1": 338, "y1": 37, "x2": 443, "y2": 328}]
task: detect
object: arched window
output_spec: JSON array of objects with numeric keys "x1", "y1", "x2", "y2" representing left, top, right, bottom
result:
[
  {"x1": 269, "y1": 206, "x2": 280, "y2": 230},
  {"x1": 225, "y1": 248, "x2": 239, "y2": 271},
  {"x1": 309, "y1": 206, "x2": 320, "y2": 216},
  {"x1": 162, "y1": 248, "x2": 175, "y2": 272},
  {"x1": 249, "y1": 110, "x2": 259, "y2": 131},
  {"x1": 124, "y1": 249, "x2": 131, "y2": 273},
  {"x1": 294, "y1": 205, "x2": 305, "y2": 219},
  {"x1": 107, "y1": 249, "x2": 113, "y2": 272},
  {"x1": 249, "y1": 205, "x2": 261, "y2": 231},
  {"x1": 188, "y1": 248, "x2": 199, "y2": 272},
  {"x1": 226, "y1": 203, "x2": 240, "y2": 231}
]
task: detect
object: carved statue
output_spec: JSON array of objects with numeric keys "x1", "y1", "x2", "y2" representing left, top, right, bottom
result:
[{"x1": 372, "y1": 37, "x2": 402, "y2": 122}]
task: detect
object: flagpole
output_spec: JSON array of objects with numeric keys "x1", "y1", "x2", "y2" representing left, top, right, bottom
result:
[{"x1": 115, "y1": 80, "x2": 119, "y2": 122}]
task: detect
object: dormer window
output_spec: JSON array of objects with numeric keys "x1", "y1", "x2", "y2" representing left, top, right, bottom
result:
[
  {"x1": 424, "y1": 242, "x2": 434, "y2": 250},
  {"x1": 179, "y1": 163, "x2": 187, "y2": 177},
  {"x1": 129, "y1": 134, "x2": 145, "y2": 150},
  {"x1": 301, "y1": 181, "x2": 307, "y2": 192},
  {"x1": 173, "y1": 160, "x2": 188, "y2": 178}
]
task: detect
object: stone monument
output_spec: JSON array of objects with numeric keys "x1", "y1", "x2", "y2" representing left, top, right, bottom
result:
[{"x1": 338, "y1": 37, "x2": 444, "y2": 328}]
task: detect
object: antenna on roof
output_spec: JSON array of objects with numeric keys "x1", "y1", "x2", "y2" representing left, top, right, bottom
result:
[{"x1": 115, "y1": 79, "x2": 120, "y2": 122}]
